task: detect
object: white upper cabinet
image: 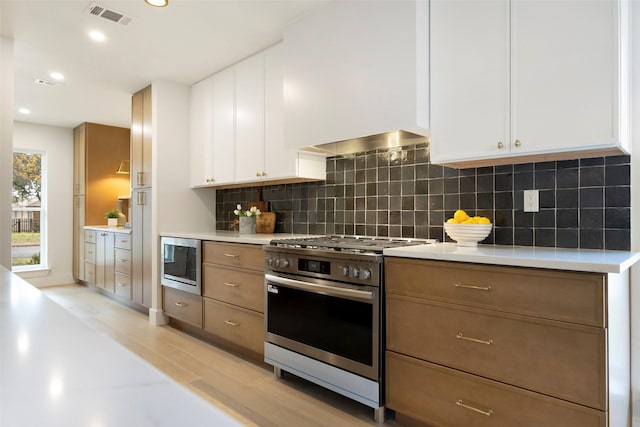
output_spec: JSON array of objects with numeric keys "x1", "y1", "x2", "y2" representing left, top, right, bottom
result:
[
  {"x1": 429, "y1": 0, "x2": 630, "y2": 167},
  {"x1": 189, "y1": 42, "x2": 325, "y2": 188},
  {"x1": 189, "y1": 76, "x2": 215, "y2": 187},
  {"x1": 283, "y1": 0, "x2": 429, "y2": 151}
]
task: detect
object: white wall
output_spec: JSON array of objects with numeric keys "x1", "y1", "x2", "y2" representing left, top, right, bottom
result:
[
  {"x1": 149, "y1": 80, "x2": 216, "y2": 322},
  {"x1": 0, "y1": 36, "x2": 14, "y2": 269},
  {"x1": 13, "y1": 122, "x2": 74, "y2": 287}
]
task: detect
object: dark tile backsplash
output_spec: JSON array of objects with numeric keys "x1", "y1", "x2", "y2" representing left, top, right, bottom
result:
[{"x1": 216, "y1": 144, "x2": 631, "y2": 250}]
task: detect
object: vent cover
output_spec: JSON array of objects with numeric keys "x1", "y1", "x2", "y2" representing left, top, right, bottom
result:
[
  {"x1": 34, "y1": 78, "x2": 60, "y2": 86},
  {"x1": 85, "y1": 3, "x2": 133, "y2": 26}
]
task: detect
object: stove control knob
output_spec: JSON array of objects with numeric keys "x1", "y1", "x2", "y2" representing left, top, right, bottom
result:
[
  {"x1": 359, "y1": 269, "x2": 372, "y2": 280},
  {"x1": 266, "y1": 257, "x2": 275, "y2": 267},
  {"x1": 349, "y1": 267, "x2": 360, "y2": 278},
  {"x1": 278, "y1": 258, "x2": 289, "y2": 268},
  {"x1": 339, "y1": 266, "x2": 349, "y2": 277}
]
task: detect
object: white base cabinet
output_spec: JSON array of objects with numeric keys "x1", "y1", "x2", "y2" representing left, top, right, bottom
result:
[{"x1": 429, "y1": 0, "x2": 630, "y2": 167}]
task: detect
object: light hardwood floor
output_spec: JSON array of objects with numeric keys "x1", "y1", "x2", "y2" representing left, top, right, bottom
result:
[{"x1": 42, "y1": 284, "x2": 397, "y2": 427}]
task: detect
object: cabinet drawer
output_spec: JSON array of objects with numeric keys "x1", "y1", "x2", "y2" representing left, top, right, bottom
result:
[
  {"x1": 387, "y1": 295, "x2": 606, "y2": 409},
  {"x1": 386, "y1": 352, "x2": 606, "y2": 427},
  {"x1": 385, "y1": 258, "x2": 605, "y2": 327},
  {"x1": 84, "y1": 243, "x2": 96, "y2": 263},
  {"x1": 203, "y1": 241, "x2": 264, "y2": 271},
  {"x1": 203, "y1": 298, "x2": 264, "y2": 355},
  {"x1": 114, "y1": 248, "x2": 131, "y2": 275},
  {"x1": 114, "y1": 234, "x2": 131, "y2": 250},
  {"x1": 114, "y1": 272, "x2": 131, "y2": 299},
  {"x1": 84, "y1": 229, "x2": 96, "y2": 244},
  {"x1": 202, "y1": 264, "x2": 264, "y2": 313},
  {"x1": 84, "y1": 261, "x2": 95, "y2": 284},
  {"x1": 163, "y1": 287, "x2": 203, "y2": 328}
]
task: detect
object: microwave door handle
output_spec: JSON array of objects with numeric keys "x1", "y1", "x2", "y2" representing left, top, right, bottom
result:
[{"x1": 264, "y1": 274, "x2": 374, "y2": 302}]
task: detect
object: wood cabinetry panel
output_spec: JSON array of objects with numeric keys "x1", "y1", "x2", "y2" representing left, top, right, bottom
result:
[
  {"x1": 115, "y1": 272, "x2": 131, "y2": 299},
  {"x1": 387, "y1": 294, "x2": 606, "y2": 409},
  {"x1": 203, "y1": 241, "x2": 264, "y2": 271},
  {"x1": 386, "y1": 352, "x2": 606, "y2": 427},
  {"x1": 114, "y1": 248, "x2": 131, "y2": 276},
  {"x1": 114, "y1": 234, "x2": 131, "y2": 250},
  {"x1": 163, "y1": 287, "x2": 203, "y2": 329},
  {"x1": 386, "y1": 258, "x2": 605, "y2": 327},
  {"x1": 84, "y1": 243, "x2": 96, "y2": 264},
  {"x1": 203, "y1": 264, "x2": 264, "y2": 313},
  {"x1": 203, "y1": 299, "x2": 264, "y2": 355},
  {"x1": 84, "y1": 230, "x2": 96, "y2": 244},
  {"x1": 84, "y1": 262, "x2": 95, "y2": 285}
]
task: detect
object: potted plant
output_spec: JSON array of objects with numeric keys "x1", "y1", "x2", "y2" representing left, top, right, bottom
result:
[
  {"x1": 106, "y1": 209, "x2": 121, "y2": 227},
  {"x1": 233, "y1": 204, "x2": 261, "y2": 234}
]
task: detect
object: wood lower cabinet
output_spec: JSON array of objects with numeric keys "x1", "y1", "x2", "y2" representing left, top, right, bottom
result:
[
  {"x1": 163, "y1": 287, "x2": 203, "y2": 329},
  {"x1": 114, "y1": 234, "x2": 132, "y2": 299},
  {"x1": 83, "y1": 229, "x2": 133, "y2": 300},
  {"x1": 202, "y1": 241, "x2": 265, "y2": 356},
  {"x1": 385, "y1": 257, "x2": 628, "y2": 427}
]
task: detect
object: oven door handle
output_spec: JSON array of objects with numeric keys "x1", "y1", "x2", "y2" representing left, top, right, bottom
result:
[{"x1": 265, "y1": 274, "x2": 374, "y2": 302}]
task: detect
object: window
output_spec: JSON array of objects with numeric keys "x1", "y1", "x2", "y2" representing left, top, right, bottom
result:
[{"x1": 12, "y1": 149, "x2": 46, "y2": 270}]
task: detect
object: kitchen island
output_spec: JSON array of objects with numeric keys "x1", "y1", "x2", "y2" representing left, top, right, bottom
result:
[{"x1": 0, "y1": 266, "x2": 242, "y2": 427}]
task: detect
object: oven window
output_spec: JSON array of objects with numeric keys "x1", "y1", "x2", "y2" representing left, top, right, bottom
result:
[
  {"x1": 267, "y1": 286, "x2": 373, "y2": 366},
  {"x1": 163, "y1": 244, "x2": 196, "y2": 282}
]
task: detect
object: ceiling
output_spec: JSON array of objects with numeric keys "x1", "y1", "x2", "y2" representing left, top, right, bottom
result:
[{"x1": 0, "y1": 0, "x2": 329, "y2": 129}]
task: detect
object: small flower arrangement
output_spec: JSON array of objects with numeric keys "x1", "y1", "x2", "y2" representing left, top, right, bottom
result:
[{"x1": 233, "y1": 204, "x2": 261, "y2": 217}]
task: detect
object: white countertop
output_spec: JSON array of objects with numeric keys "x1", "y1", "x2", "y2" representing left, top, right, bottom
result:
[
  {"x1": 384, "y1": 243, "x2": 640, "y2": 274},
  {"x1": 0, "y1": 267, "x2": 242, "y2": 427},
  {"x1": 84, "y1": 225, "x2": 131, "y2": 234},
  {"x1": 159, "y1": 230, "x2": 321, "y2": 245}
]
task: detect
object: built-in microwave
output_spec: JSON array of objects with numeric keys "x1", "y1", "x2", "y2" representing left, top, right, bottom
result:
[{"x1": 160, "y1": 237, "x2": 201, "y2": 295}]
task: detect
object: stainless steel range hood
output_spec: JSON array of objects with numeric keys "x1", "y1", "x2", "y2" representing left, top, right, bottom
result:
[{"x1": 297, "y1": 130, "x2": 428, "y2": 157}]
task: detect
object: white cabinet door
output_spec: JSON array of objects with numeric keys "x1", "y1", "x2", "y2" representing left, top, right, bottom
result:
[
  {"x1": 430, "y1": 0, "x2": 629, "y2": 167},
  {"x1": 284, "y1": 0, "x2": 429, "y2": 150},
  {"x1": 235, "y1": 52, "x2": 265, "y2": 183},
  {"x1": 264, "y1": 43, "x2": 298, "y2": 179},
  {"x1": 189, "y1": 76, "x2": 215, "y2": 187},
  {"x1": 212, "y1": 67, "x2": 235, "y2": 185},
  {"x1": 511, "y1": 0, "x2": 621, "y2": 154},
  {"x1": 429, "y1": 0, "x2": 509, "y2": 164}
]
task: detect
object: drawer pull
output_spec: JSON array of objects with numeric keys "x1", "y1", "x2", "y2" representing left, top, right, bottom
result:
[
  {"x1": 456, "y1": 333, "x2": 493, "y2": 345},
  {"x1": 223, "y1": 253, "x2": 240, "y2": 258},
  {"x1": 175, "y1": 302, "x2": 188, "y2": 308},
  {"x1": 225, "y1": 320, "x2": 240, "y2": 327},
  {"x1": 454, "y1": 283, "x2": 491, "y2": 291},
  {"x1": 456, "y1": 400, "x2": 493, "y2": 417},
  {"x1": 223, "y1": 282, "x2": 240, "y2": 288},
  {"x1": 118, "y1": 259, "x2": 128, "y2": 262}
]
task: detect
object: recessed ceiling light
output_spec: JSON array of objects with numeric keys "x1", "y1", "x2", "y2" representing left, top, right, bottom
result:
[
  {"x1": 50, "y1": 71, "x2": 64, "y2": 81},
  {"x1": 89, "y1": 30, "x2": 106, "y2": 42},
  {"x1": 19, "y1": 108, "x2": 31, "y2": 115},
  {"x1": 145, "y1": 0, "x2": 168, "y2": 7}
]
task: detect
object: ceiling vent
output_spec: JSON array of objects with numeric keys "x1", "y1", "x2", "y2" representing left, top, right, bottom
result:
[{"x1": 85, "y1": 3, "x2": 133, "y2": 26}]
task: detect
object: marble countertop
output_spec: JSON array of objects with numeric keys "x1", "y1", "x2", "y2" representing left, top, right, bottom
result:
[
  {"x1": 0, "y1": 266, "x2": 242, "y2": 427},
  {"x1": 84, "y1": 225, "x2": 131, "y2": 234},
  {"x1": 159, "y1": 230, "x2": 321, "y2": 245},
  {"x1": 384, "y1": 243, "x2": 640, "y2": 274}
]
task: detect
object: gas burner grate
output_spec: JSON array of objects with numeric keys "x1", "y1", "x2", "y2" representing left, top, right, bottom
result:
[{"x1": 270, "y1": 235, "x2": 436, "y2": 254}]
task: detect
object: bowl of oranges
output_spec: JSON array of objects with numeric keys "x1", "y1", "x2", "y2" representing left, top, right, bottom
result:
[{"x1": 444, "y1": 210, "x2": 492, "y2": 247}]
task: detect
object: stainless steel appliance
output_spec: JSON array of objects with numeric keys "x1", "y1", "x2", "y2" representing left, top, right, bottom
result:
[
  {"x1": 264, "y1": 236, "x2": 435, "y2": 422},
  {"x1": 160, "y1": 237, "x2": 201, "y2": 295}
]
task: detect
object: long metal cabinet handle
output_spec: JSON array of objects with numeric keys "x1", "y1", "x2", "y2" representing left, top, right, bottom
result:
[
  {"x1": 223, "y1": 253, "x2": 240, "y2": 258},
  {"x1": 223, "y1": 282, "x2": 240, "y2": 288},
  {"x1": 137, "y1": 171, "x2": 145, "y2": 187},
  {"x1": 175, "y1": 302, "x2": 187, "y2": 308},
  {"x1": 225, "y1": 320, "x2": 240, "y2": 327},
  {"x1": 456, "y1": 400, "x2": 493, "y2": 416},
  {"x1": 453, "y1": 283, "x2": 491, "y2": 291},
  {"x1": 265, "y1": 274, "x2": 374, "y2": 302},
  {"x1": 137, "y1": 191, "x2": 146, "y2": 206},
  {"x1": 456, "y1": 333, "x2": 493, "y2": 345}
]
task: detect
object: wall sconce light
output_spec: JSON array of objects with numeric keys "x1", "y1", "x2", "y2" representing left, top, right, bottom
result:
[{"x1": 116, "y1": 160, "x2": 130, "y2": 174}]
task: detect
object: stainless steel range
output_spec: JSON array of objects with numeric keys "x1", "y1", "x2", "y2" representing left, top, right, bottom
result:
[{"x1": 263, "y1": 235, "x2": 435, "y2": 422}]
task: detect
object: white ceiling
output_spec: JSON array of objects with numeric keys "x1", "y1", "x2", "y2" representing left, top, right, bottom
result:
[{"x1": 1, "y1": 0, "x2": 329, "y2": 129}]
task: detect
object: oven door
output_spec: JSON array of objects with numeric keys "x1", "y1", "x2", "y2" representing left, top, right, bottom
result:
[{"x1": 264, "y1": 273, "x2": 379, "y2": 380}]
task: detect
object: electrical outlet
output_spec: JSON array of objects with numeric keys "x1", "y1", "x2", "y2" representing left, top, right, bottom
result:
[{"x1": 524, "y1": 190, "x2": 539, "y2": 212}]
